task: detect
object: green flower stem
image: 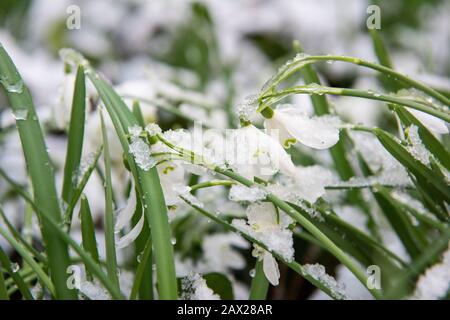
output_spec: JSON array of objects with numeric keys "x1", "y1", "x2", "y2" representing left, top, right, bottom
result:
[
  {"x1": 261, "y1": 85, "x2": 450, "y2": 122},
  {"x1": 0, "y1": 266, "x2": 8, "y2": 300},
  {"x1": 268, "y1": 54, "x2": 449, "y2": 106},
  {"x1": 62, "y1": 66, "x2": 86, "y2": 204},
  {"x1": 190, "y1": 180, "x2": 236, "y2": 192},
  {"x1": 130, "y1": 237, "x2": 153, "y2": 300},
  {"x1": 100, "y1": 112, "x2": 120, "y2": 289},
  {"x1": 249, "y1": 259, "x2": 269, "y2": 300},
  {"x1": 0, "y1": 45, "x2": 76, "y2": 299},
  {"x1": 64, "y1": 145, "x2": 103, "y2": 230}
]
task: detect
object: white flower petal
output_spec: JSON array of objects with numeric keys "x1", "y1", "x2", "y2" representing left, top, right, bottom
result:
[
  {"x1": 266, "y1": 109, "x2": 340, "y2": 150},
  {"x1": 263, "y1": 252, "x2": 280, "y2": 286},
  {"x1": 116, "y1": 213, "x2": 144, "y2": 249},
  {"x1": 246, "y1": 202, "x2": 278, "y2": 229}
]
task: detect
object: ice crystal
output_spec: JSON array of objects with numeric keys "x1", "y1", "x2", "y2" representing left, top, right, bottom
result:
[
  {"x1": 406, "y1": 125, "x2": 431, "y2": 166},
  {"x1": 235, "y1": 94, "x2": 258, "y2": 121},
  {"x1": 0, "y1": 75, "x2": 24, "y2": 94},
  {"x1": 129, "y1": 137, "x2": 155, "y2": 171},
  {"x1": 181, "y1": 273, "x2": 220, "y2": 300},
  {"x1": 228, "y1": 184, "x2": 267, "y2": 202},
  {"x1": 145, "y1": 123, "x2": 162, "y2": 136},
  {"x1": 128, "y1": 125, "x2": 143, "y2": 138},
  {"x1": 174, "y1": 185, "x2": 204, "y2": 208},
  {"x1": 231, "y1": 203, "x2": 294, "y2": 262},
  {"x1": 304, "y1": 263, "x2": 348, "y2": 300}
]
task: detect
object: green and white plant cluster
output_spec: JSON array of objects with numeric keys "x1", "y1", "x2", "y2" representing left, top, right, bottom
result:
[{"x1": 0, "y1": 4, "x2": 449, "y2": 300}]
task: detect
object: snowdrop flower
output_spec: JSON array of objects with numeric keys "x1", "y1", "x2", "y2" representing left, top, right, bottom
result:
[
  {"x1": 232, "y1": 202, "x2": 294, "y2": 286},
  {"x1": 264, "y1": 105, "x2": 340, "y2": 149},
  {"x1": 225, "y1": 124, "x2": 297, "y2": 180},
  {"x1": 150, "y1": 141, "x2": 187, "y2": 207},
  {"x1": 113, "y1": 177, "x2": 145, "y2": 249}
]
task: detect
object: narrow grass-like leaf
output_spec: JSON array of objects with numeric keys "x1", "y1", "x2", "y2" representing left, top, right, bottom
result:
[
  {"x1": 249, "y1": 259, "x2": 269, "y2": 300},
  {"x1": 372, "y1": 186, "x2": 427, "y2": 259},
  {"x1": 0, "y1": 206, "x2": 47, "y2": 264},
  {"x1": 79, "y1": 194, "x2": 100, "y2": 281},
  {"x1": 62, "y1": 66, "x2": 86, "y2": 204},
  {"x1": 0, "y1": 265, "x2": 8, "y2": 300},
  {"x1": 372, "y1": 128, "x2": 450, "y2": 216},
  {"x1": 132, "y1": 196, "x2": 153, "y2": 300},
  {"x1": 203, "y1": 273, "x2": 234, "y2": 300},
  {"x1": 86, "y1": 66, "x2": 177, "y2": 299},
  {"x1": 64, "y1": 145, "x2": 103, "y2": 229},
  {"x1": 100, "y1": 111, "x2": 120, "y2": 289},
  {"x1": 0, "y1": 45, "x2": 76, "y2": 299},
  {"x1": 0, "y1": 226, "x2": 55, "y2": 296},
  {"x1": 0, "y1": 247, "x2": 32, "y2": 300},
  {"x1": 28, "y1": 196, "x2": 124, "y2": 299},
  {"x1": 130, "y1": 236, "x2": 153, "y2": 300},
  {"x1": 394, "y1": 106, "x2": 450, "y2": 169}
]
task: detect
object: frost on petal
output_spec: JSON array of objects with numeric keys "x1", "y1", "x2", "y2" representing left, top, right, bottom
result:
[
  {"x1": 129, "y1": 137, "x2": 156, "y2": 171},
  {"x1": 235, "y1": 94, "x2": 258, "y2": 121},
  {"x1": 228, "y1": 184, "x2": 267, "y2": 202},
  {"x1": 263, "y1": 252, "x2": 280, "y2": 286},
  {"x1": 232, "y1": 202, "x2": 294, "y2": 262},
  {"x1": 115, "y1": 180, "x2": 137, "y2": 233},
  {"x1": 181, "y1": 273, "x2": 220, "y2": 300},
  {"x1": 116, "y1": 214, "x2": 144, "y2": 249}
]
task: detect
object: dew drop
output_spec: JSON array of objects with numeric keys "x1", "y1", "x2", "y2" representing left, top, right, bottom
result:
[
  {"x1": 171, "y1": 237, "x2": 177, "y2": 245},
  {"x1": 249, "y1": 269, "x2": 255, "y2": 278},
  {"x1": 0, "y1": 76, "x2": 24, "y2": 94},
  {"x1": 12, "y1": 109, "x2": 28, "y2": 121},
  {"x1": 11, "y1": 262, "x2": 20, "y2": 273}
]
